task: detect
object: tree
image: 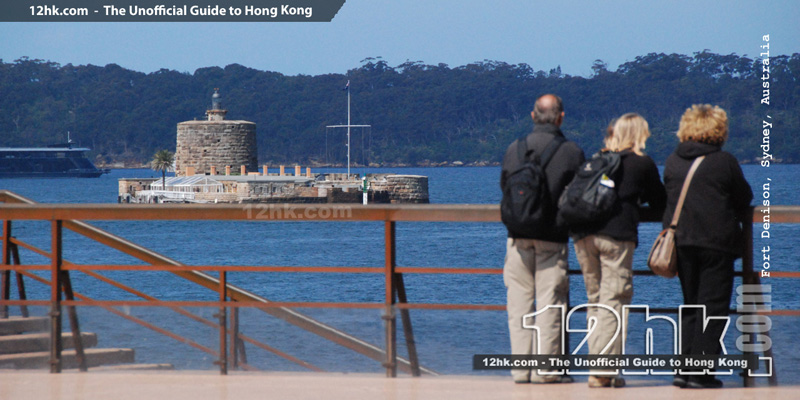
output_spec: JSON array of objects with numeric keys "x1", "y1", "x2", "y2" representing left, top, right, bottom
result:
[
  {"x1": 151, "y1": 149, "x2": 174, "y2": 190},
  {"x1": 591, "y1": 59, "x2": 609, "y2": 77}
]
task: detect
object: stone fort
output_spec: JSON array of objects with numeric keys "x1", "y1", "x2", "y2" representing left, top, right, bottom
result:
[
  {"x1": 120, "y1": 89, "x2": 429, "y2": 204},
  {"x1": 174, "y1": 89, "x2": 258, "y2": 177}
]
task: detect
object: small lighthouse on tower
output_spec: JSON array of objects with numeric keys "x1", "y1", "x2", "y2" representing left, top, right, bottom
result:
[{"x1": 206, "y1": 88, "x2": 227, "y2": 121}]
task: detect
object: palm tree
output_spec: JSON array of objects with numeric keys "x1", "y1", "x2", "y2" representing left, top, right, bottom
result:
[{"x1": 151, "y1": 149, "x2": 174, "y2": 191}]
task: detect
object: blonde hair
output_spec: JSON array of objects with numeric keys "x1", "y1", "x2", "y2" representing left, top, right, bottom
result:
[
  {"x1": 605, "y1": 113, "x2": 650, "y2": 155},
  {"x1": 605, "y1": 118, "x2": 617, "y2": 142},
  {"x1": 676, "y1": 104, "x2": 728, "y2": 145}
]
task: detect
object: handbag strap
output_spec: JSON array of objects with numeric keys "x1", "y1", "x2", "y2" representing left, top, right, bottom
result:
[{"x1": 669, "y1": 156, "x2": 705, "y2": 228}]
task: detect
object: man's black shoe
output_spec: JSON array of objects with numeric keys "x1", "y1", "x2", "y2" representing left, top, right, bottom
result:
[{"x1": 685, "y1": 377, "x2": 723, "y2": 389}]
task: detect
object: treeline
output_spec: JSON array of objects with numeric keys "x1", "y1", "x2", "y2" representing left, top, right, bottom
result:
[{"x1": 0, "y1": 51, "x2": 797, "y2": 166}]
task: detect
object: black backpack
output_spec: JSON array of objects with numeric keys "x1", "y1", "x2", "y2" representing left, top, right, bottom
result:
[
  {"x1": 500, "y1": 135, "x2": 565, "y2": 237},
  {"x1": 557, "y1": 151, "x2": 621, "y2": 227}
]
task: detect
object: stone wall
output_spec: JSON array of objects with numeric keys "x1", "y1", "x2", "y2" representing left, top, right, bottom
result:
[
  {"x1": 325, "y1": 188, "x2": 391, "y2": 203},
  {"x1": 175, "y1": 120, "x2": 258, "y2": 177},
  {"x1": 118, "y1": 178, "x2": 158, "y2": 195},
  {"x1": 118, "y1": 175, "x2": 429, "y2": 204},
  {"x1": 370, "y1": 175, "x2": 429, "y2": 203},
  {"x1": 194, "y1": 192, "x2": 240, "y2": 202}
]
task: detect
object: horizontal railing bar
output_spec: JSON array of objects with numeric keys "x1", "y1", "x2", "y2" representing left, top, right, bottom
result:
[
  {"x1": 0, "y1": 202, "x2": 498, "y2": 222},
  {"x1": 0, "y1": 265, "x2": 49, "y2": 270},
  {"x1": 396, "y1": 303, "x2": 505, "y2": 311},
  {"x1": 572, "y1": 269, "x2": 769, "y2": 278},
  {"x1": 764, "y1": 310, "x2": 800, "y2": 316},
  {"x1": 396, "y1": 267, "x2": 502, "y2": 274},
  {"x1": 0, "y1": 263, "x2": 784, "y2": 281},
  {"x1": 0, "y1": 199, "x2": 797, "y2": 224},
  {"x1": 56, "y1": 300, "x2": 386, "y2": 309},
  {"x1": 769, "y1": 272, "x2": 800, "y2": 278},
  {"x1": 0, "y1": 264, "x2": 501, "y2": 275},
  {"x1": 753, "y1": 205, "x2": 800, "y2": 223},
  {"x1": 4, "y1": 299, "x2": 796, "y2": 316},
  {"x1": 0, "y1": 300, "x2": 50, "y2": 306},
  {"x1": 54, "y1": 265, "x2": 385, "y2": 273}
]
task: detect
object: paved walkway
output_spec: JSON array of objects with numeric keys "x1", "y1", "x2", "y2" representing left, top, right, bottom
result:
[{"x1": 0, "y1": 371, "x2": 793, "y2": 400}]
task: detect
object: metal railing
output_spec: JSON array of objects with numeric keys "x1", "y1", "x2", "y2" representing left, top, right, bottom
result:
[{"x1": 0, "y1": 190, "x2": 795, "y2": 386}]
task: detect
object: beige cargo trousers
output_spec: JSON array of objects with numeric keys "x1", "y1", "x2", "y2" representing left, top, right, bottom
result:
[{"x1": 503, "y1": 237, "x2": 569, "y2": 383}]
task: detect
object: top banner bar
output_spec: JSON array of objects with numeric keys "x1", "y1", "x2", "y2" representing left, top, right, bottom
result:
[{"x1": 0, "y1": 1, "x2": 346, "y2": 22}]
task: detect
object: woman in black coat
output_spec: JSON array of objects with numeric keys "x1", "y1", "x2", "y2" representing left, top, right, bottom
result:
[
  {"x1": 662, "y1": 104, "x2": 753, "y2": 389},
  {"x1": 571, "y1": 113, "x2": 666, "y2": 388}
]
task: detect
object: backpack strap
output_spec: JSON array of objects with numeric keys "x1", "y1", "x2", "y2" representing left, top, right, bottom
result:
[
  {"x1": 516, "y1": 136, "x2": 529, "y2": 167},
  {"x1": 538, "y1": 135, "x2": 566, "y2": 168},
  {"x1": 515, "y1": 134, "x2": 566, "y2": 169}
]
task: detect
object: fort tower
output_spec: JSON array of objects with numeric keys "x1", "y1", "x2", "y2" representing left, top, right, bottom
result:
[{"x1": 175, "y1": 89, "x2": 257, "y2": 177}]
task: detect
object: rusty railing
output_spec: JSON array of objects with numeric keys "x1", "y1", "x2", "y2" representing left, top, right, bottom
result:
[{"x1": 0, "y1": 190, "x2": 795, "y2": 386}]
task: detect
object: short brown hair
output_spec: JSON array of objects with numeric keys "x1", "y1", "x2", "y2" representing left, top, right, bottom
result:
[{"x1": 676, "y1": 104, "x2": 728, "y2": 145}]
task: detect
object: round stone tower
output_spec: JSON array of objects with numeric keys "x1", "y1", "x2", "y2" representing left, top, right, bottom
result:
[{"x1": 175, "y1": 89, "x2": 258, "y2": 177}]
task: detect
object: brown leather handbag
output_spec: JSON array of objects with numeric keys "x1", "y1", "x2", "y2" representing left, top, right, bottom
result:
[{"x1": 647, "y1": 156, "x2": 705, "y2": 278}]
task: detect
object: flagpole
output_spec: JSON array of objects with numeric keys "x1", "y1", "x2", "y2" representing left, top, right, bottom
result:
[
  {"x1": 347, "y1": 83, "x2": 351, "y2": 178},
  {"x1": 327, "y1": 81, "x2": 367, "y2": 181}
]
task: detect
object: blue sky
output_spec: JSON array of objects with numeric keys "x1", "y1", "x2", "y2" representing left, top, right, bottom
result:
[{"x1": 0, "y1": 0, "x2": 797, "y2": 76}]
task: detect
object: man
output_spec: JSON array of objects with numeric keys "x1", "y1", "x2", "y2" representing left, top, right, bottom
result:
[{"x1": 500, "y1": 94, "x2": 585, "y2": 383}]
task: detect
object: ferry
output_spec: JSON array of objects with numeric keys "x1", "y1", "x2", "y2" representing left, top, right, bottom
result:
[{"x1": 0, "y1": 141, "x2": 108, "y2": 178}]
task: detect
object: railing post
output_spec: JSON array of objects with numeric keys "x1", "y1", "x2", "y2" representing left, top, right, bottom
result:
[
  {"x1": 50, "y1": 220, "x2": 63, "y2": 373},
  {"x1": 383, "y1": 220, "x2": 397, "y2": 377},
  {"x1": 217, "y1": 270, "x2": 228, "y2": 375},
  {"x1": 230, "y1": 301, "x2": 239, "y2": 370},
  {"x1": 1, "y1": 220, "x2": 11, "y2": 319},
  {"x1": 12, "y1": 243, "x2": 28, "y2": 318},
  {"x1": 394, "y1": 273, "x2": 421, "y2": 377},
  {"x1": 62, "y1": 270, "x2": 87, "y2": 372}
]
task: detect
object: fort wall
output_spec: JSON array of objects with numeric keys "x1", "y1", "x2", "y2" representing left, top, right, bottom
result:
[{"x1": 175, "y1": 120, "x2": 257, "y2": 177}]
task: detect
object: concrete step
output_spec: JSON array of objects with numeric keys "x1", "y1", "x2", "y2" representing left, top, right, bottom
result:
[
  {"x1": 0, "y1": 348, "x2": 135, "y2": 369},
  {"x1": 0, "y1": 317, "x2": 48, "y2": 335},
  {"x1": 0, "y1": 332, "x2": 98, "y2": 355}
]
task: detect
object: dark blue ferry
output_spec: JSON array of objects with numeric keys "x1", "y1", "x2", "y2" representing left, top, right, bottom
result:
[{"x1": 0, "y1": 142, "x2": 108, "y2": 178}]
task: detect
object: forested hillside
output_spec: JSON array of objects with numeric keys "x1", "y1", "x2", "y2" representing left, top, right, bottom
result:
[{"x1": 0, "y1": 51, "x2": 797, "y2": 166}]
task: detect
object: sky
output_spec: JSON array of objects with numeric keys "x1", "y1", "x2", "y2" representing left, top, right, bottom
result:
[{"x1": 0, "y1": 0, "x2": 798, "y2": 77}]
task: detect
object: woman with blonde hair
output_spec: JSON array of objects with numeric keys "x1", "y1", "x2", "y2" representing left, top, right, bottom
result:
[
  {"x1": 569, "y1": 113, "x2": 666, "y2": 388},
  {"x1": 664, "y1": 105, "x2": 752, "y2": 389}
]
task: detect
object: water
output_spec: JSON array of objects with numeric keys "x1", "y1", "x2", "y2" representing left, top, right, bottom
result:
[{"x1": 0, "y1": 165, "x2": 797, "y2": 384}]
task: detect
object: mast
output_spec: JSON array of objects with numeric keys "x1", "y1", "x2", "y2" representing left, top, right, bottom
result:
[
  {"x1": 326, "y1": 80, "x2": 370, "y2": 180},
  {"x1": 347, "y1": 82, "x2": 351, "y2": 177}
]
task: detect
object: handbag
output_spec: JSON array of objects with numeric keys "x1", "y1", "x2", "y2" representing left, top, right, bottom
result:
[{"x1": 647, "y1": 156, "x2": 705, "y2": 278}]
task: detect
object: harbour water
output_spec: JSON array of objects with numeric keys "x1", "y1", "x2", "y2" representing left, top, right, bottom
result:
[{"x1": 0, "y1": 165, "x2": 797, "y2": 384}]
